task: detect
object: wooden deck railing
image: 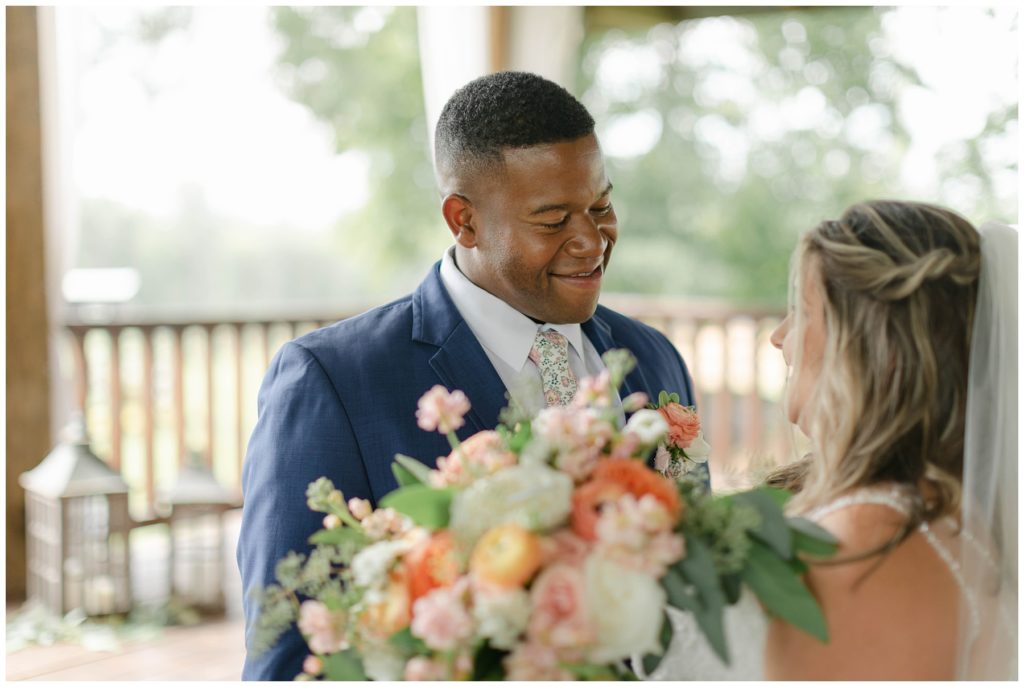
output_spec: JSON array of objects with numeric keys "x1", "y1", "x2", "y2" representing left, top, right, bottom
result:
[{"x1": 58, "y1": 296, "x2": 791, "y2": 518}]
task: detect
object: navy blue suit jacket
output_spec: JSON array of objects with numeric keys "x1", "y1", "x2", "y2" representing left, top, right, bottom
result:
[{"x1": 236, "y1": 263, "x2": 698, "y2": 680}]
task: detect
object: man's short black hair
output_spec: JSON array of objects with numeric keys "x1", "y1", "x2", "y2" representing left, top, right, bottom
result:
[{"x1": 434, "y1": 71, "x2": 595, "y2": 183}]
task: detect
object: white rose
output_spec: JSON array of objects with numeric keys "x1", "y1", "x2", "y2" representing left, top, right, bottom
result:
[
  {"x1": 351, "y1": 539, "x2": 411, "y2": 589},
  {"x1": 624, "y1": 409, "x2": 669, "y2": 446},
  {"x1": 583, "y1": 555, "x2": 666, "y2": 663},
  {"x1": 472, "y1": 587, "x2": 531, "y2": 650},
  {"x1": 449, "y1": 463, "x2": 573, "y2": 545},
  {"x1": 361, "y1": 641, "x2": 405, "y2": 681},
  {"x1": 685, "y1": 431, "x2": 711, "y2": 463}
]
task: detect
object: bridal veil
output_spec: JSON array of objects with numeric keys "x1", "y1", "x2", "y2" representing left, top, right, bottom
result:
[{"x1": 958, "y1": 221, "x2": 1018, "y2": 679}]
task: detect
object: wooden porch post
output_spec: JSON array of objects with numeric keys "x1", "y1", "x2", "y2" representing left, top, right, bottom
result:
[{"x1": 7, "y1": 5, "x2": 53, "y2": 603}]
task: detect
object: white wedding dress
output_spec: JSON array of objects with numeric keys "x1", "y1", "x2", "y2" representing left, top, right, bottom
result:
[{"x1": 638, "y1": 484, "x2": 993, "y2": 681}]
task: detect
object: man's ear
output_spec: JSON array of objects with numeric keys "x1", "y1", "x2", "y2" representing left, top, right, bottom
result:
[{"x1": 441, "y1": 194, "x2": 478, "y2": 248}]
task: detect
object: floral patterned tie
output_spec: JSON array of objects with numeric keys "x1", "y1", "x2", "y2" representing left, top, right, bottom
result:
[{"x1": 528, "y1": 330, "x2": 578, "y2": 407}]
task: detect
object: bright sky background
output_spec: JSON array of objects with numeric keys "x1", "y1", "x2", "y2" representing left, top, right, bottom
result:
[
  {"x1": 64, "y1": 6, "x2": 370, "y2": 231},
  {"x1": 63, "y1": 5, "x2": 1018, "y2": 234}
]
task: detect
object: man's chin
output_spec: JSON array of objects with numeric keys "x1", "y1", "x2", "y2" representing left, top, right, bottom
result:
[{"x1": 543, "y1": 301, "x2": 600, "y2": 325}]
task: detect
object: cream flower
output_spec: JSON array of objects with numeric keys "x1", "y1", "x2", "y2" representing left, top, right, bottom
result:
[
  {"x1": 361, "y1": 641, "x2": 406, "y2": 681},
  {"x1": 623, "y1": 409, "x2": 669, "y2": 447},
  {"x1": 583, "y1": 555, "x2": 666, "y2": 663},
  {"x1": 449, "y1": 463, "x2": 573, "y2": 545},
  {"x1": 351, "y1": 539, "x2": 412, "y2": 589},
  {"x1": 684, "y1": 431, "x2": 711, "y2": 463},
  {"x1": 472, "y1": 585, "x2": 531, "y2": 650}
]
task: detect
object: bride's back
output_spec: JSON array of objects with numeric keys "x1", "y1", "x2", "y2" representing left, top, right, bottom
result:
[{"x1": 765, "y1": 484, "x2": 965, "y2": 679}]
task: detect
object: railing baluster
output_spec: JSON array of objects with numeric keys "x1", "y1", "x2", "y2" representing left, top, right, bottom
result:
[
  {"x1": 172, "y1": 326, "x2": 185, "y2": 466},
  {"x1": 744, "y1": 321, "x2": 765, "y2": 459},
  {"x1": 710, "y1": 319, "x2": 732, "y2": 470},
  {"x1": 141, "y1": 328, "x2": 155, "y2": 510},
  {"x1": 262, "y1": 323, "x2": 271, "y2": 372},
  {"x1": 235, "y1": 324, "x2": 245, "y2": 481},
  {"x1": 69, "y1": 328, "x2": 89, "y2": 417},
  {"x1": 109, "y1": 328, "x2": 122, "y2": 471},
  {"x1": 206, "y1": 325, "x2": 216, "y2": 470}
]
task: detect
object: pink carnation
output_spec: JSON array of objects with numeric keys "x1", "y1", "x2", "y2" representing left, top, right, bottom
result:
[
  {"x1": 527, "y1": 563, "x2": 594, "y2": 650},
  {"x1": 594, "y1": 494, "x2": 685, "y2": 577},
  {"x1": 572, "y1": 370, "x2": 613, "y2": 408},
  {"x1": 404, "y1": 656, "x2": 447, "y2": 681},
  {"x1": 534, "y1": 407, "x2": 615, "y2": 483},
  {"x1": 416, "y1": 385, "x2": 471, "y2": 434},
  {"x1": 539, "y1": 530, "x2": 592, "y2": 568},
  {"x1": 297, "y1": 600, "x2": 347, "y2": 655},
  {"x1": 658, "y1": 402, "x2": 701, "y2": 449},
  {"x1": 430, "y1": 430, "x2": 517, "y2": 487},
  {"x1": 410, "y1": 580, "x2": 474, "y2": 651},
  {"x1": 504, "y1": 641, "x2": 576, "y2": 681}
]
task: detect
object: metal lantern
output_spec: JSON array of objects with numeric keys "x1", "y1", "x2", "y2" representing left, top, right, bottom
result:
[
  {"x1": 20, "y1": 416, "x2": 132, "y2": 616},
  {"x1": 164, "y1": 454, "x2": 237, "y2": 614}
]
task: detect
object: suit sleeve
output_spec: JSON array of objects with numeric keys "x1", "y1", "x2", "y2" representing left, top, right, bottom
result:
[{"x1": 236, "y1": 341, "x2": 372, "y2": 680}]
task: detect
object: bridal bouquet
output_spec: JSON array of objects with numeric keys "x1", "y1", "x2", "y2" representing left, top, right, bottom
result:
[{"x1": 250, "y1": 351, "x2": 836, "y2": 681}]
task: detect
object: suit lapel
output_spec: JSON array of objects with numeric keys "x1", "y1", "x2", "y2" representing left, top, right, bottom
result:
[
  {"x1": 582, "y1": 310, "x2": 651, "y2": 400},
  {"x1": 428, "y1": 324, "x2": 509, "y2": 434},
  {"x1": 412, "y1": 263, "x2": 509, "y2": 434}
]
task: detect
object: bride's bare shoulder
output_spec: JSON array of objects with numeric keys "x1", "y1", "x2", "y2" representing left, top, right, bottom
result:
[{"x1": 764, "y1": 499, "x2": 960, "y2": 679}]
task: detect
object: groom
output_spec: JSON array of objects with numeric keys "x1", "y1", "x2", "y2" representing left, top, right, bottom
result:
[{"x1": 237, "y1": 71, "x2": 700, "y2": 680}]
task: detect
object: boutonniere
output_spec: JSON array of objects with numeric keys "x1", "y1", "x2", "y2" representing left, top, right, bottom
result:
[{"x1": 651, "y1": 391, "x2": 711, "y2": 481}]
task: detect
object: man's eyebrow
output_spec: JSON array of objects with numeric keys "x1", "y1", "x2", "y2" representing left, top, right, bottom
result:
[{"x1": 528, "y1": 183, "x2": 614, "y2": 216}]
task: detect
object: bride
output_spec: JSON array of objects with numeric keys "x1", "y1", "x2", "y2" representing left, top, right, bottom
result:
[{"x1": 641, "y1": 201, "x2": 1017, "y2": 680}]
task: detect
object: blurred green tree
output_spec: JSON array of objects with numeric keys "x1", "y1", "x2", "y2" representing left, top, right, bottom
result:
[
  {"x1": 579, "y1": 7, "x2": 1017, "y2": 305},
  {"x1": 269, "y1": 6, "x2": 446, "y2": 293}
]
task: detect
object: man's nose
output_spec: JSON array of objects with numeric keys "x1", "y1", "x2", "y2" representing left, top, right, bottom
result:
[{"x1": 566, "y1": 215, "x2": 607, "y2": 257}]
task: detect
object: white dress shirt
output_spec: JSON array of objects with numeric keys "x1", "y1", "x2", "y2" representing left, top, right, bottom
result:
[{"x1": 439, "y1": 246, "x2": 617, "y2": 415}]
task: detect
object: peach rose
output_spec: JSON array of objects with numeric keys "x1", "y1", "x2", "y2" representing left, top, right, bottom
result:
[
  {"x1": 657, "y1": 402, "x2": 701, "y2": 449},
  {"x1": 470, "y1": 523, "x2": 542, "y2": 588},
  {"x1": 527, "y1": 563, "x2": 594, "y2": 649}
]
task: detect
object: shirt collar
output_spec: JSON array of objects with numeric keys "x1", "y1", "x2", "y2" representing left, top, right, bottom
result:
[{"x1": 439, "y1": 246, "x2": 586, "y2": 371}]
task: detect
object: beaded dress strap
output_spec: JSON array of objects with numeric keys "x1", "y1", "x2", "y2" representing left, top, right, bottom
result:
[{"x1": 807, "y1": 486, "x2": 981, "y2": 643}]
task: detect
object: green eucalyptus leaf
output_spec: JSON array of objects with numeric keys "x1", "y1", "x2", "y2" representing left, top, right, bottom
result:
[
  {"x1": 675, "y1": 536, "x2": 729, "y2": 664},
  {"x1": 308, "y1": 527, "x2": 368, "y2": 547},
  {"x1": 721, "y1": 572, "x2": 742, "y2": 605},
  {"x1": 732, "y1": 489, "x2": 792, "y2": 558},
  {"x1": 560, "y1": 662, "x2": 617, "y2": 680},
  {"x1": 378, "y1": 484, "x2": 454, "y2": 530},
  {"x1": 388, "y1": 626, "x2": 429, "y2": 656},
  {"x1": 321, "y1": 649, "x2": 367, "y2": 681},
  {"x1": 789, "y1": 517, "x2": 840, "y2": 558},
  {"x1": 640, "y1": 610, "x2": 675, "y2": 677},
  {"x1": 392, "y1": 454, "x2": 433, "y2": 486},
  {"x1": 741, "y1": 539, "x2": 829, "y2": 643}
]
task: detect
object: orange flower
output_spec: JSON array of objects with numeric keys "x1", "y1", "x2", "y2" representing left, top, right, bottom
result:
[
  {"x1": 657, "y1": 403, "x2": 701, "y2": 449},
  {"x1": 591, "y1": 458, "x2": 682, "y2": 521},
  {"x1": 406, "y1": 531, "x2": 463, "y2": 603},
  {"x1": 571, "y1": 479, "x2": 629, "y2": 541},
  {"x1": 361, "y1": 568, "x2": 411, "y2": 638},
  {"x1": 470, "y1": 523, "x2": 543, "y2": 588}
]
